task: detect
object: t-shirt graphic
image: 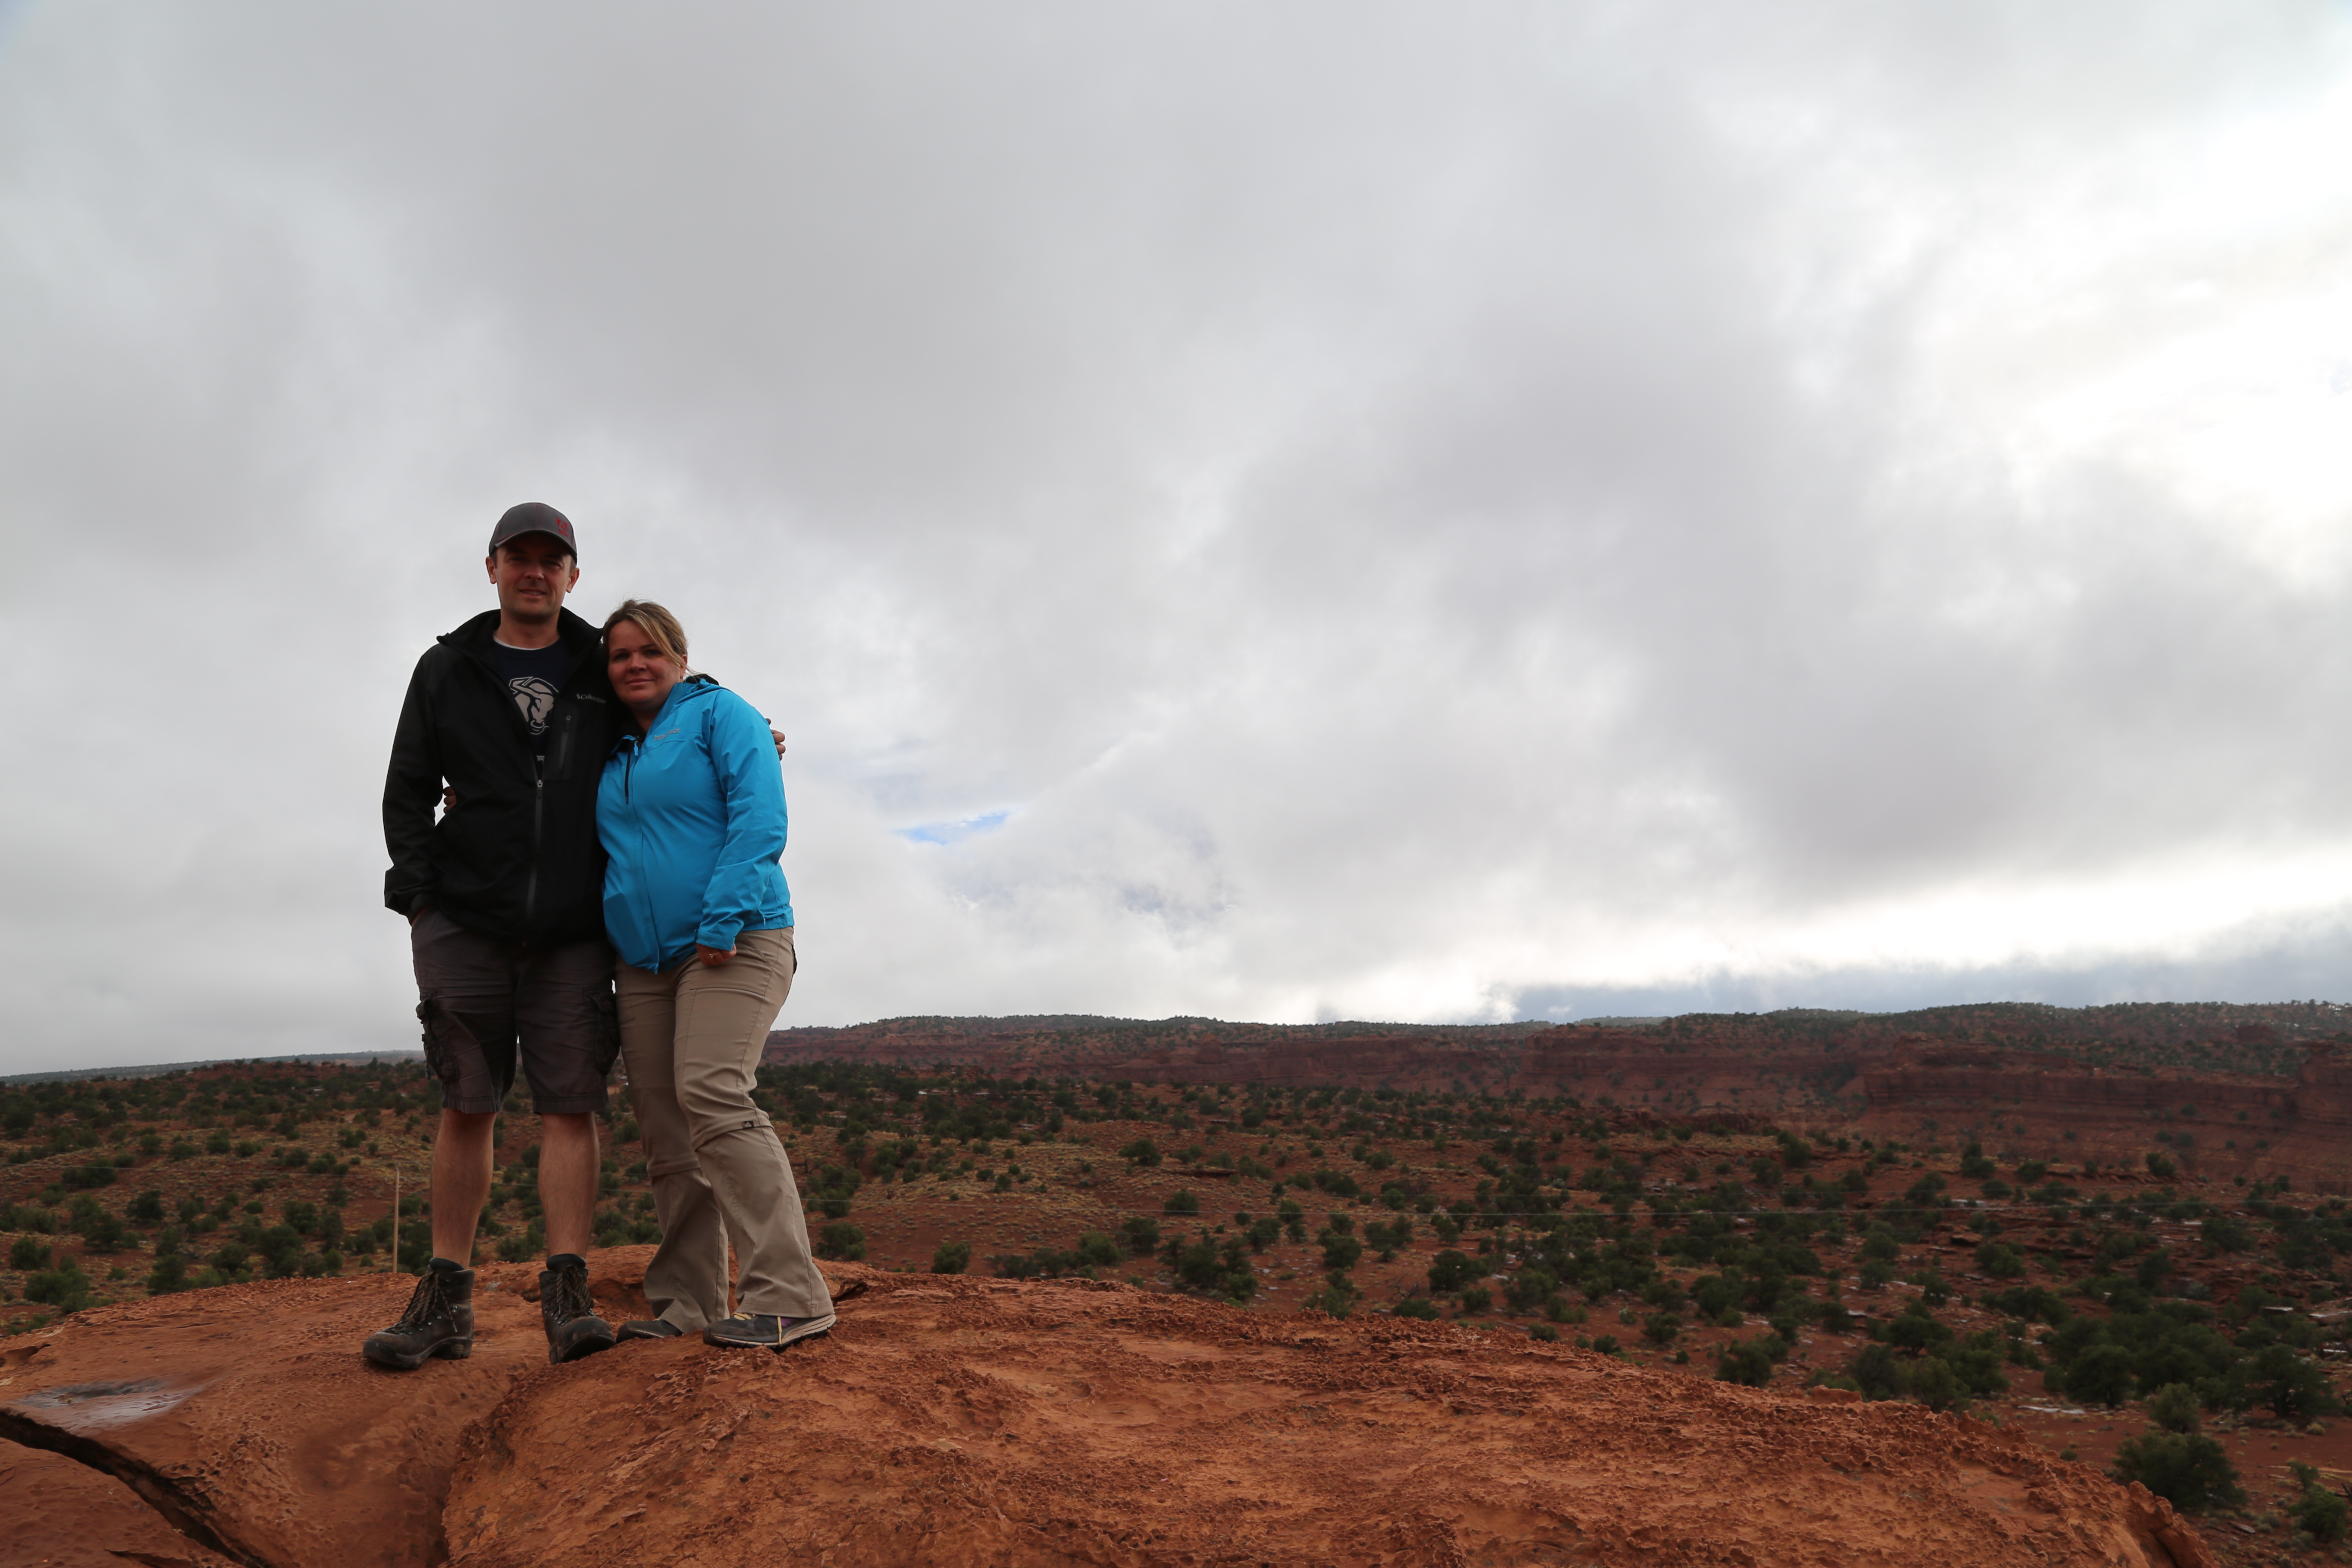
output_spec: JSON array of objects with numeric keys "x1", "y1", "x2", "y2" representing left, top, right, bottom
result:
[{"x1": 491, "y1": 639, "x2": 572, "y2": 741}]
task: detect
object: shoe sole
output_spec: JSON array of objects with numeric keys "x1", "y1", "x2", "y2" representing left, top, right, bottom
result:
[
  {"x1": 362, "y1": 1335, "x2": 473, "y2": 1371},
  {"x1": 616, "y1": 1323, "x2": 683, "y2": 1342},
  {"x1": 705, "y1": 1313, "x2": 836, "y2": 1352},
  {"x1": 548, "y1": 1327, "x2": 619, "y2": 1366}
]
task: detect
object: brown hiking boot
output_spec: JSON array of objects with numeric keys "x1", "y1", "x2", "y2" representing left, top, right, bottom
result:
[
  {"x1": 363, "y1": 1262, "x2": 475, "y2": 1369},
  {"x1": 540, "y1": 1254, "x2": 617, "y2": 1365}
]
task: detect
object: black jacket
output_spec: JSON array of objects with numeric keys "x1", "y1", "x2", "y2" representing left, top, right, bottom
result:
[{"x1": 383, "y1": 609, "x2": 621, "y2": 947}]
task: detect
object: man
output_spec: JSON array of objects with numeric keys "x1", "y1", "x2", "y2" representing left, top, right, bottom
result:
[{"x1": 368, "y1": 502, "x2": 626, "y2": 1368}]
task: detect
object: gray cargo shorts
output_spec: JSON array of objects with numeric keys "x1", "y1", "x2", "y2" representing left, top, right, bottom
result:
[{"x1": 410, "y1": 909, "x2": 617, "y2": 1115}]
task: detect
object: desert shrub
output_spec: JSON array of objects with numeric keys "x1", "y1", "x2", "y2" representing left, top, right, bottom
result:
[
  {"x1": 1075, "y1": 1231, "x2": 1121, "y2": 1267},
  {"x1": 931, "y1": 1240, "x2": 971, "y2": 1274},
  {"x1": 1427, "y1": 1250, "x2": 1477, "y2": 1294},
  {"x1": 2145, "y1": 1383, "x2": 2202, "y2": 1434},
  {"x1": 2231, "y1": 1343, "x2": 2340, "y2": 1422},
  {"x1": 1393, "y1": 1295, "x2": 1440, "y2": 1320},
  {"x1": 1163, "y1": 1189, "x2": 1200, "y2": 1216},
  {"x1": 2110, "y1": 1432, "x2": 2243, "y2": 1513},
  {"x1": 1246, "y1": 1217, "x2": 1282, "y2": 1252},
  {"x1": 128, "y1": 1190, "x2": 165, "y2": 1225},
  {"x1": 62, "y1": 1164, "x2": 116, "y2": 1190},
  {"x1": 23, "y1": 1261, "x2": 92, "y2": 1312},
  {"x1": 1303, "y1": 1271, "x2": 1358, "y2": 1319},
  {"x1": 1881, "y1": 1301, "x2": 1953, "y2": 1355},
  {"x1": 2200, "y1": 1216, "x2": 2254, "y2": 1254},
  {"x1": 1121, "y1": 1216, "x2": 1161, "y2": 1256},
  {"x1": 1642, "y1": 1311, "x2": 1681, "y2": 1346},
  {"x1": 1848, "y1": 1342, "x2": 1907, "y2": 1400},
  {"x1": 2062, "y1": 1344, "x2": 2138, "y2": 1408},
  {"x1": 2015, "y1": 1160, "x2": 2049, "y2": 1183},
  {"x1": 2290, "y1": 1462, "x2": 2350, "y2": 1545},
  {"x1": 1363, "y1": 1217, "x2": 1413, "y2": 1261},
  {"x1": 1458, "y1": 1284, "x2": 1491, "y2": 1314},
  {"x1": 1320, "y1": 1233, "x2": 1363, "y2": 1272},
  {"x1": 815, "y1": 1221, "x2": 866, "y2": 1261},
  {"x1": 1974, "y1": 1241, "x2": 2026, "y2": 1279},
  {"x1": 1983, "y1": 1285, "x2": 2070, "y2": 1326},
  {"x1": 9, "y1": 1234, "x2": 49, "y2": 1271},
  {"x1": 1907, "y1": 1357, "x2": 1966, "y2": 1412},
  {"x1": 2144, "y1": 1152, "x2": 2178, "y2": 1180},
  {"x1": 1716, "y1": 1337, "x2": 1777, "y2": 1387}
]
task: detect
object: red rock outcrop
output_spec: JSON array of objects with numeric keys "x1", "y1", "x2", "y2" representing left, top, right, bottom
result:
[{"x1": 0, "y1": 1251, "x2": 2228, "y2": 1568}]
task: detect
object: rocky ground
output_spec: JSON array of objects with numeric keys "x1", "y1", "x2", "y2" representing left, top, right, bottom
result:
[{"x1": 3, "y1": 1252, "x2": 2210, "y2": 1568}]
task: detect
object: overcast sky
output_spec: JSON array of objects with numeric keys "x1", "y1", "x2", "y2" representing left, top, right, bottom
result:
[{"x1": 3, "y1": 3, "x2": 2350, "y2": 1072}]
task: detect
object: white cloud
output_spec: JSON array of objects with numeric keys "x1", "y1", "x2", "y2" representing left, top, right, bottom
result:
[{"x1": 2, "y1": 2, "x2": 2350, "y2": 1070}]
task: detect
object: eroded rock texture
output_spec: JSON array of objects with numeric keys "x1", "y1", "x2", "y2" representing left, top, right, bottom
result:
[
  {"x1": 447, "y1": 1268, "x2": 2205, "y2": 1568},
  {"x1": 0, "y1": 1253, "x2": 2215, "y2": 1568}
]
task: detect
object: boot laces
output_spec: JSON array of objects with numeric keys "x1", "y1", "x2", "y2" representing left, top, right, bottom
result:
[
  {"x1": 548, "y1": 1265, "x2": 597, "y2": 1325},
  {"x1": 389, "y1": 1270, "x2": 450, "y2": 1332}
]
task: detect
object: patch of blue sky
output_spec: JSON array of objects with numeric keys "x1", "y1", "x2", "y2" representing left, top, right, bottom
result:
[{"x1": 896, "y1": 808, "x2": 1014, "y2": 847}]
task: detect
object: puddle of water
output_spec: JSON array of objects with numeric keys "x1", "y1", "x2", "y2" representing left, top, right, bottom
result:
[{"x1": 8, "y1": 1377, "x2": 206, "y2": 1431}]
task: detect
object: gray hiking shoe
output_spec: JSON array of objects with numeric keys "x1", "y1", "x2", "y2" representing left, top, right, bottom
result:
[
  {"x1": 617, "y1": 1318, "x2": 684, "y2": 1341},
  {"x1": 539, "y1": 1253, "x2": 617, "y2": 1365},
  {"x1": 363, "y1": 1262, "x2": 475, "y2": 1369},
  {"x1": 702, "y1": 1311, "x2": 835, "y2": 1351}
]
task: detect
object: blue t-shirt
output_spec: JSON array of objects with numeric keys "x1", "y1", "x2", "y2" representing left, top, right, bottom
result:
[{"x1": 492, "y1": 639, "x2": 571, "y2": 758}]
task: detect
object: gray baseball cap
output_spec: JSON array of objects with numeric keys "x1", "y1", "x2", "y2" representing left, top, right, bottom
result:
[{"x1": 488, "y1": 501, "x2": 579, "y2": 558}]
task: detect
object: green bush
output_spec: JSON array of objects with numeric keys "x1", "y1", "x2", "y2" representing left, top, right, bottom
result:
[
  {"x1": 1393, "y1": 1295, "x2": 1440, "y2": 1320},
  {"x1": 2145, "y1": 1383, "x2": 2202, "y2": 1434},
  {"x1": 1426, "y1": 1249, "x2": 1476, "y2": 1294},
  {"x1": 1716, "y1": 1336, "x2": 1776, "y2": 1387},
  {"x1": 1974, "y1": 1241, "x2": 2026, "y2": 1279},
  {"x1": 9, "y1": 1234, "x2": 49, "y2": 1271},
  {"x1": 1120, "y1": 1216, "x2": 1161, "y2": 1256},
  {"x1": 1075, "y1": 1231, "x2": 1121, "y2": 1267},
  {"x1": 23, "y1": 1261, "x2": 92, "y2": 1312},
  {"x1": 815, "y1": 1221, "x2": 865, "y2": 1261},
  {"x1": 1120, "y1": 1139, "x2": 1161, "y2": 1167},
  {"x1": 931, "y1": 1240, "x2": 971, "y2": 1274},
  {"x1": 1458, "y1": 1284, "x2": 1491, "y2": 1314},
  {"x1": 2289, "y1": 1462, "x2": 2349, "y2": 1545},
  {"x1": 1163, "y1": 1189, "x2": 1199, "y2": 1216},
  {"x1": 2063, "y1": 1343, "x2": 2138, "y2": 1408},
  {"x1": 2110, "y1": 1431, "x2": 2242, "y2": 1513},
  {"x1": 1320, "y1": 1234, "x2": 1364, "y2": 1272}
]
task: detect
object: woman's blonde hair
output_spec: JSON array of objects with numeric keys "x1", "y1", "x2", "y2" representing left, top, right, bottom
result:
[{"x1": 602, "y1": 599, "x2": 691, "y2": 673}]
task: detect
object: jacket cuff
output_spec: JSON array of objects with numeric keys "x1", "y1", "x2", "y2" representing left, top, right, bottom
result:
[{"x1": 697, "y1": 916, "x2": 746, "y2": 953}]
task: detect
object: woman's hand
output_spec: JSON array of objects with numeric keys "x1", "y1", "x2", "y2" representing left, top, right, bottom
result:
[{"x1": 695, "y1": 943, "x2": 735, "y2": 967}]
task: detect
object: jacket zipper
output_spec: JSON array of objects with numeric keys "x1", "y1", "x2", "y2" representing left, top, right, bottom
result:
[{"x1": 524, "y1": 765, "x2": 544, "y2": 930}]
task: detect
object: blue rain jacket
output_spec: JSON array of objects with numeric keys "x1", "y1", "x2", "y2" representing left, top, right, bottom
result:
[{"x1": 597, "y1": 677, "x2": 793, "y2": 971}]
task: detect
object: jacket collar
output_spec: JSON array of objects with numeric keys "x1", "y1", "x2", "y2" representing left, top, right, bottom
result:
[{"x1": 444, "y1": 608, "x2": 605, "y2": 687}]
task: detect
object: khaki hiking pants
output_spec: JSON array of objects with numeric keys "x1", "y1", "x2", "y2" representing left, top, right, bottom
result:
[{"x1": 616, "y1": 926, "x2": 830, "y2": 1327}]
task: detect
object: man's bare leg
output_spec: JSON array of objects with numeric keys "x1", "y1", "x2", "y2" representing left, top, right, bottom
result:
[
  {"x1": 538, "y1": 1112, "x2": 600, "y2": 1258},
  {"x1": 429, "y1": 1109, "x2": 497, "y2": 1264}
]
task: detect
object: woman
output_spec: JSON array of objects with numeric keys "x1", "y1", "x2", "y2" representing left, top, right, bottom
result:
[{"x1": 596, "y1": 599, "x2": 833, "y2": 1350}]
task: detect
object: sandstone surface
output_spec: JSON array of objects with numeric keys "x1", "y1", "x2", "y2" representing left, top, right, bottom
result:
[{"x1": 0, "y1": 1251, "x2": 2221, "y2": 1568}]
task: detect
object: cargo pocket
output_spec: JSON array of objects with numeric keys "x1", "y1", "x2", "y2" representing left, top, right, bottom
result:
[
  {"x1": 587, "y1": 989, "x2": 622, "y2": 1078},
  {"x1": 416, "y1": 996, "x2": 463, "y2": 1087}
]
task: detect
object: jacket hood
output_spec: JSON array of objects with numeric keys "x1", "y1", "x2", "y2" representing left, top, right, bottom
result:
[{"x1": 639, "y1": 674, "x2": 725, "y2": 731}]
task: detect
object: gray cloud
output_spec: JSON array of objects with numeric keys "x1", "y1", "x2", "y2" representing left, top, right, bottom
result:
[{"x1": 2, "y1": 2, "x2": 2349, "y2": 1070}]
